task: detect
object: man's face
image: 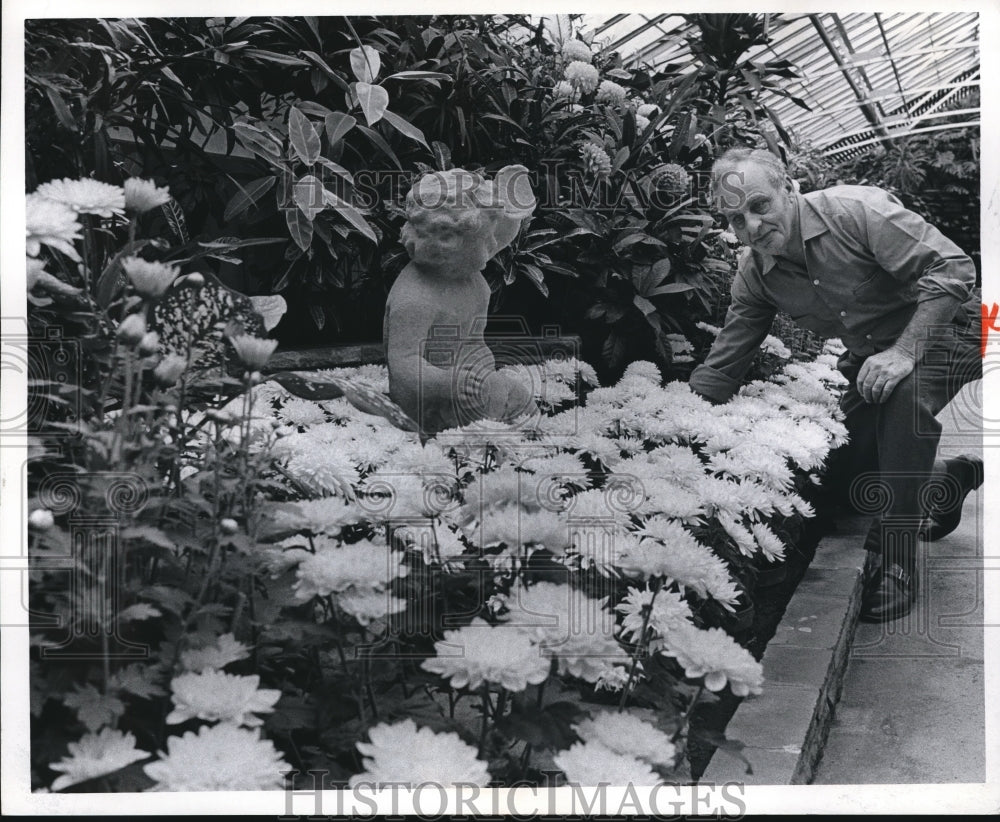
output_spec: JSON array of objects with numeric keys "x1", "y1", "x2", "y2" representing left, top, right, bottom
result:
[{"x1": 714, "y1": 162, "x2": 796, "y2": 256}]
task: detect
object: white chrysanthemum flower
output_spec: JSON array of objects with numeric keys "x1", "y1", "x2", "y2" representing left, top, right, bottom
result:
[
  {"x1": 422, "y1": 618, "x2": 551, "y2": 692},
  {"x1": 26, "y1": 193, "x2": 82, "y2": 260},
  {"x1": 662, "y1": 622, "x2": 764, "y2": 696},
  {"x1": 637, "y1": 103, "x2": 660, "y2": 118},
  {"x1": 635, "y1": 114, "x2": 651, "y2": 132},
  {"x1": 622, "y1": 360, "x2": 661, "y2": 384},
  {"x1": 542, "y1": 356, "x2": 599, "y2": 387},
  {"x1": 503, "y1": 582, "x2": 629, "y2": 682},
  {"x1": 276, "y1": 396, "x2": 327, "y2": 427},
  {"x1": 751, "y1": 522, "x2": 786, "y2": 562},
  {"x1": 228, "y1": 334, "x2": 278, "y2": 370},
  {"x1": 720, "y1": 516, "x2": 757, "y2": 558},
  {"x1": 564, "y1": 60, "x2": 599, "y2": 93},
  {"x1": 562, "y1": 39, "x2": 593, "y2": 63},
  {"x1": 143, "y1": 725, "x2": 289, "y2": 790},
  {"x1": 761, "y1": 334, "x2": 792, "y2": 359},
  {"x1": 470, "y1": 506, "x2": 571, "y2": 552},
  {"x1": 594, "y1": 663, "x2": 632, "y2": 692},
  {"x1": 554, "y1": 741, "x2": 660, "y2": 786},
  {"x1": 638, "y1": 518, "x2": 741, "y2": 605},
  {"x1": 336, "y1": 589, "x2": 407, "y2": 626},
  {"x1": 616, "y1": 585, "x2": 693, "y2": 645},
  {"x1": 520, "y1": 452, "x2": 590, "y2": 491},
  {"x1": 166, "y1": 670, "x2": 281, "y2": 727},
  {"x1": 122, "y1": 257, "x2": 178, "y2": 299},
  {"x1": 595, "y1": 79, "x2": 628, "y2": 106},
  {"x1": 574, "y1": 711, "x2": 677, "y2": 768},
  {"x1": 123, "y1": 177, "x2": 171, "y2": 213},
  {"x1": 180, "y1": 633, "x2": 251, "y2": 673},
  {"x1": 278, "y1": 440, "x2": 360, "y2": 497},
  {"x1": 49, "y1": 729, "x2": 151, "y2": 791},
  {"x1": 349, "y1": 719, "x2": 490, "y2": 788},
  {"x1": 292, "y1": 537, "x2": 408, "y2": 600},
  {"x1": 35, "y1": 177, "x2": 125, "y2": 217},
  {"x1": 361, "y1": 471, "x2": 458, "y2": 521},
  {"x1": 553, "y1": 79, "x2": 576, "y2": 99},
  {"x1": 462, "y1": 466, "x2": 540, "y2": 516}
]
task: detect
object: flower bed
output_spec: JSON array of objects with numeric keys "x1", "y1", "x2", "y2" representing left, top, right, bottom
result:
[{"x1": 29, "y1": 312, "x2": 847, "y2": 789}]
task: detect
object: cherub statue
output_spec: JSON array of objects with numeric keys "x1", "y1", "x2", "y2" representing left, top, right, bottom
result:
[{"x1": 384, "y1": 166, "x2": 539, "y2": 434}]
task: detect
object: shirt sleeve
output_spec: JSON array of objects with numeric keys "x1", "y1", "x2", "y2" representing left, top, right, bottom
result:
[
  {"x1": 849, "y1": 188, "x2": 975, "y2": 303},
  {"x1": 689, "y1": 252, "x2": 777, "y2": 404}
]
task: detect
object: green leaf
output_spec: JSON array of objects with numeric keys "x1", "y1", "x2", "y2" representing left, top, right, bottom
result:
[
  {"x1": 286, "y1": 208, "x2": 314, "y2": 251},
  {"x1": 324, "y1": 112, "x2": 357, "y2": 146},
  {"x1": 223, "y1": 175, "x2": 276, "y2": 222},
  {"x1": 288, "y1": 107, "x2": 321, "y2": 165},
  {"x1": 242, "y1": 48, "x2": 311, "y2": 67},
  {"x1": 45, "y1": 87, "x2": 76, "y2": 132},
  {"x1": 431, "y1": 140, "x2": 452, "y2": 171},
  {"x1": 233, "y1": 122, "x2": 282, "y2": 162},
  {"x1": 354, "y1": 82, "x2": 390, "y2": 126},
  {"x1": 315, "y1": 157, "x2": 354, "y2": 183},
  {"x1": 301, "y1": 51, "x2": 350, "y2": 93},
  {"x1": 520, "y1": 263, "x2": 549, "y2": 297},
  {"x1": 648, "y1": 282, "x2": 695, "y2": 296},
  {"x1": 633, "y1": 293, "x2": 657, "y2": 316},
  {"x1": 356, "y1": 125, "x2": 401, "y2": 169},
  {"x1": 292, "y1": 174, "x2": 325, "y2": 220},
  {"x1": 350, "y1": 45, "x2": 381, "y2": 83},
  {"x1": 322, "y1": 189, "x2": 377, "y2": 243},
  {"x1": 384, "y1": 70, "x2": 449, "y2": 84},
  {"x1": 381, "y1": 109, "x2": 430, "y2": 150}
]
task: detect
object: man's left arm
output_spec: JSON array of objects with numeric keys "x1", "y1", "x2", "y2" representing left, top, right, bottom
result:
[{"x1": 850, "y1": 191, "x2": 976, "y2": 404}]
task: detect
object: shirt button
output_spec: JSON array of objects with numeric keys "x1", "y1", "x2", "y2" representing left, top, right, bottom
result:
[
  {"x1": 813, "y1": 279, "x2": 820, "y2": 285},
  {"x1": 840, "y1": 310, "x2": 847, "y2": 317}
]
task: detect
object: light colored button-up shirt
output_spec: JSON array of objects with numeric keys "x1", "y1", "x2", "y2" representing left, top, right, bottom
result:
[{"x1": 689, "y1": 184, "x2": 976, "y2": 403}]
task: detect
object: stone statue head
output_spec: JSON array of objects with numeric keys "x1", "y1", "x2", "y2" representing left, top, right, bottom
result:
[{"x1": 401, "y1": 166, "x2": 536, "y2": 276}]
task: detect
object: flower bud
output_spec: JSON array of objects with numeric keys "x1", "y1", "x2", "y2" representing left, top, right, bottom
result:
[
  {"x1": 116, "y1": 313, "x2": 147, "y2": 346},
  {"x1": 123, "y1": 178, "x2": 171, "y2": 214},
  {"x1": 123, "y1": 257, "x2": 177, "y2": 300},
  {"x1": 137, "y1": 331, "x2": 160, "y2": 357},
  {"x1": 182, "y1": 272, "x2": 205, "y2": 288},
  {"x1": 219, "y1": 518, "x2": 239, "y2": 535},
  {"x1": 29, "y1": 509, "x2": 55, "y2": 530},
  {"x1": 152, "y1": 354, "x2": 187, "y2": 388}
]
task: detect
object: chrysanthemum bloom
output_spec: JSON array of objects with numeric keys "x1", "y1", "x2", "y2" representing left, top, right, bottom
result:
[
  {"x1": 123, "y1": 256, "x2": 178, "y2": 299},
  {"x1": 595, "y1": 80, "x2": 627, "y2": 106},
  {"x1": 336, "y1": 589, "x2": 408, "y2": 626},
  {"x1": 552, "y1": 79, "x2": 576, "y2": 99},
  {"x1": 616, "y1": 585, "x2": 693, "y2": 645},
  {"x1": 422, "y1": 617, "x2": 551, "y2": 692},
  {"x1": 152, "y1": 354, "x2": 188, "y2": 388},
  {"x1": 349, "y1": 719, "x2": 490, "y2": 788},
  {"x1": 562, "y1": 39, "x2": 593, "y2": 63},
  {"x1": 123, "y1": 178, "x2": 171, "y2": 213},
  {"x1": 564, "y1": 61, "x2": 599, "y2": 94},
  {"x1": 292, "y1": 537, "x2": 408, "y2": 601},
  {"x1": 28, "y1": 508, "x2": 55, "y2": 530},
  {"x1": 580, "y1": 143, "x2": 612, "y2": 179},
  {"x1": 228, "y1": 334, "x2": 279, "y2": 370},
  {"x1": 143, "y1": 724, "x2": 289, "y2": 791},
  {"x1": 574, "y1": 711, "x2": 677, "y2": 768},
  {"x1": 637, "y1": 103, "x2": 660, "y2": 118},
  {"x1": 554, "y1": 740, "x2": 660, "y2": 786},
  {"x1": 751, "y1": 522, "x2": 787, "y2": 562},
  {"x1": 166, "y1": 670, "x2": 281, "y2": 727},
  {"x1": 594, "y1": 662, "x2": 632, "y2": 692},
  {"x1": 662, "y1": 621, "x2": 764, "y2": 696},
  {"x1": 26, "y1": 193, "x2": 82, "y2": 261},
  {"x1": 35, "y1": 177, "x2": 125, "y2": 218},
  {"x1": 48, "y1": 728, "x2": 151, "y2": 791},
  {"x1": 635, "y1": 114, "x2": 651, "y2": 132},
  {"x1": 180, "y1": 633, "x2": 251, "y2": 673}
]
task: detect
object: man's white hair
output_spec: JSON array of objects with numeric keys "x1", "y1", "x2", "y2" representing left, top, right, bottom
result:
[{"x1": 710, "y1": 148, "x2": 788, "y2": 199}]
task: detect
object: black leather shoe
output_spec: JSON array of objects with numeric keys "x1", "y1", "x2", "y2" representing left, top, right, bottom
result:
[
  {"x1": 923, "y1": 455, "x2": 984, "y2": 541},
  {"x1": 860, "y1": 562, "x2": 918, "y2": 623}
]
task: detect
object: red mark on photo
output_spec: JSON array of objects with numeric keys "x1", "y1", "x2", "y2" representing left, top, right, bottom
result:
[{"x1": 982, "y1": 303, "x2": 1000, "y2": 358}]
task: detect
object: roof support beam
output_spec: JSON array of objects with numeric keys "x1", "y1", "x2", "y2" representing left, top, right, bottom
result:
[{"x1": 809, "y1": 14, "x2": 890, "y2": 139}]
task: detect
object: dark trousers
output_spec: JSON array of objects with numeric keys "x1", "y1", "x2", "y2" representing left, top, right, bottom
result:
[{"x1": 825, "y1": 295, "x2": 982, "y2": 565}]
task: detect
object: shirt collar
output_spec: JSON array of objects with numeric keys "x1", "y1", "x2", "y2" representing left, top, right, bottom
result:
[{"x1": 758, "y1": 192, "x2": 829, "y2": 275}]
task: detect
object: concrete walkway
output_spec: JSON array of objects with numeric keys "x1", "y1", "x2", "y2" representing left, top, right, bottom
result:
[{"x1": 812, "y1": 381, "x2": 986, "y2": 784}]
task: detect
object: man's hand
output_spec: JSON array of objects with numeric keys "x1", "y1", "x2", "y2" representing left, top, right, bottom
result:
[{"x1": 856, "y1": 346, "x2": 915, "y2": 404}]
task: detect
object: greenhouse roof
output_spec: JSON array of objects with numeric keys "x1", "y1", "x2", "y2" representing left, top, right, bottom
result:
[{"x1": 575, "y1": 12, "x2": 980, "y2": 157}]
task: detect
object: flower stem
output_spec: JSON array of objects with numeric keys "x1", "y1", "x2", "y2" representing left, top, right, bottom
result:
[
  {"x1": 671, "y1": 684, "x2": 705, "y2": 745},
  {"x1": 478, "y1": 683, "x2": 490, "y2": 757},
  {"x1": 619, "y1": 584, "x2": 659, "y2": 712}
]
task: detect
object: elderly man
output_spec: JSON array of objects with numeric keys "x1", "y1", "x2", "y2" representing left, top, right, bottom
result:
[{"x1": 690, "y1": 147, "x2": 982, "y2": 622}]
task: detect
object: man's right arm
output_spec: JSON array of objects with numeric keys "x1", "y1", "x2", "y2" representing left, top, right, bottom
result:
[{"x1": 689, "y1": 255, "x2": 778, "y2": 404}]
